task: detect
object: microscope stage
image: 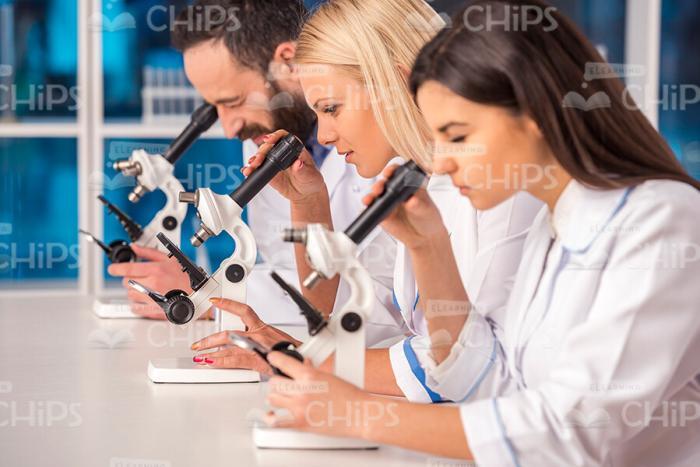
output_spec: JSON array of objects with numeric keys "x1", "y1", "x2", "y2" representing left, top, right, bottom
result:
[
  {"x1": 253, "y1": 426, "x2": 379, "y2": 450},
  {"x1": 93, "y1": 298, "x2": 139, "y2": 319},
  {"x1": 148, "y1": 358, "x2": 260, "y2": 383}
]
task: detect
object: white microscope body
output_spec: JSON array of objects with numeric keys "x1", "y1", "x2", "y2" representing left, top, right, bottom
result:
[
  {"x1": 143, "y1": 188, "x2": 260, "y2": 384},
  {"x1": 93, "y1": 150, "x2": 188, "y2": 319},
  {"x1": 116, "y1": 149, "x2": 188, "y2": 251},
  {"x1": 253, "y1": 223, "x2": 378, "y2": 450},
  {"x1": 177, "y1": 188, "x2": 257, "y2": 329},
  {"x1": 134, "y1": 133, "x2": 306, "y2": 383},
  {"x1": 94, "y1": 103, "x2": 218, "y2": 319},
  {"x1": 253, "y1": 160, "x2": 426, "y2": 450}
]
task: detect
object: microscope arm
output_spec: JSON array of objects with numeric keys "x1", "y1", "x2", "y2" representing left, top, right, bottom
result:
[
  {"x1": 135, "y1": 173, "x2": 188, "y2": 251},
  {"x1": 284, "y1": 228, "x2": 375, "y2": 389},
  {"x1": 188, "y1": 213, "x2": 257, "y2": 329}
]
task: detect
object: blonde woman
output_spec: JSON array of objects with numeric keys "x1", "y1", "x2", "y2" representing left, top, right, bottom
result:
[{"x1": 193, "y1": 0, "x2": 541, "y2": 401}]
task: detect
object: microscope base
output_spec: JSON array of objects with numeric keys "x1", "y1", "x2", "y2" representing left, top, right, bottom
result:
[
  {"x1": 148, "y1": 358, "x2": 260, "y2": 383},
  {"x1": 253, "y1": 426, "x2": 379, "y2": 450},
  {"x1": 93, "y1": 298, "x2": 139, "y2": 319}
]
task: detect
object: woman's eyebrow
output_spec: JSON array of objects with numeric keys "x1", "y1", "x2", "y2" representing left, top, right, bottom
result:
[
  {"x1": 438, "y1": 122, "x2": 468, "y2": 133},
  {"x1": 312, "y1": 97, "x2": 335, "y2": 110}
]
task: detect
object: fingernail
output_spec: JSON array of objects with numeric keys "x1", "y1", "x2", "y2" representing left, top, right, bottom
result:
[
  {"x1": 193, "y1": 356, "x2": 203, "y2": 363},
  {"x1": 209, "y1": 298, "x2": 221, "y2": 304},
  {"x1": 248, "y1": 156, "x2": 256, "y2": 163},
  {"x1": 191, "y1": 342, "x2": 200, "y2": 350},
  {"x1": 204, "y1": 358, "x2": 214, "y2": 365}
]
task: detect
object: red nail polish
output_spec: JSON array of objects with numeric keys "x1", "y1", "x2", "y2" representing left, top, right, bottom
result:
[
  {"x1": 204, "y1": 358, "x2": 214, "y2": 364},
  {"x1": 193, "y1": 356, "x2": 203, "y2": 363}
]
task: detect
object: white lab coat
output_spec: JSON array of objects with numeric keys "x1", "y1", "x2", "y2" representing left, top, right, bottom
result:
[
  {"x1": 388, "y1": 174, "x2": 544, "y2": 401},
  {"x1": 420, "y1": 179, "x2": 700, "y2": 466},
  {"x1": 242, "y1": 140, "x2": 404, "y2": 345}
]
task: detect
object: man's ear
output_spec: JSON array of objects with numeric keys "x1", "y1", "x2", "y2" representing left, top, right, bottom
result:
[
  {"x1": 272, "y1": 41, "x2": 297, "y2": 65},
  {"x1": 397, "y1": 63, "x2": 411, "y2": 83}
]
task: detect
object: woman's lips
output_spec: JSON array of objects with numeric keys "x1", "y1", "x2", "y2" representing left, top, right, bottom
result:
[{"x1": 343, "y1": 151, "x2": 354, "y2": 162}]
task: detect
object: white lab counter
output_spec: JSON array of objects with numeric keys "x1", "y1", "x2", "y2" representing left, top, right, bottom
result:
[{"x1": 0, "y1": 296, "x2": 440, "y2": 467}]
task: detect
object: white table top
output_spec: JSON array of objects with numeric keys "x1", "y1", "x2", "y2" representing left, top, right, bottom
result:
[{"x1": 0, "y1": 296, "x2": 442, "y2": 467}]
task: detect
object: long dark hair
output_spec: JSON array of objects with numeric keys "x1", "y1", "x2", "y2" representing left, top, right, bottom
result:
[{"x1": 410, "y1": 0, "x2": 700, "y2": 190}]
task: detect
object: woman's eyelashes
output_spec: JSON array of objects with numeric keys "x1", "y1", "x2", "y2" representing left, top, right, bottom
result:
[
  {"x1": 322, "y1": 103, "x2": 340, "y2": 116},
  {"x1": 449, "y1": 134, "x2": 467, "y2": 143}
]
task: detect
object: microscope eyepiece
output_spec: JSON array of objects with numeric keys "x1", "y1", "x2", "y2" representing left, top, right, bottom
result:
[
  {"x1": 300, "y1": 160, "x2": 427, "y2": 289},
  {"x1": 344, "y1": 161, "x2": 427, "y2": 244},
  {"x1": 230, "y1": 134, "x2": 305, "y2": 208},
  {"x1": 162, "y1": 103, "x2": 218, "y2": 164}
]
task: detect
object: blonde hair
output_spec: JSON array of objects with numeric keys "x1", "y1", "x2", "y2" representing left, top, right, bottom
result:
[{"x1": 295, "y1": 0, "x2": 444, "y2": 169}]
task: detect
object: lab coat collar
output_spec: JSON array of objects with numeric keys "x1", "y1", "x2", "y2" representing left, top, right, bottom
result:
[{"x1": 549, "y1": 179, "x2": 633, "y2": 253}]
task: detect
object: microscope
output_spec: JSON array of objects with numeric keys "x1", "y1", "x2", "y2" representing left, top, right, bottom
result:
[
  {"x1": 82, "y1": 103, "x2": 218, "y2": 318},
  {"x1": 251, "y1": 161, "x2": 427, "y2": 449},
  {"x1": 130, "y1": 134, "x2": 305, "y2": 383}
]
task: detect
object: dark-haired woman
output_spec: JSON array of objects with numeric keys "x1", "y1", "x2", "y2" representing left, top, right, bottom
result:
[{"x1": 263, "y1": 0, "x2": 700, "y2": 463}]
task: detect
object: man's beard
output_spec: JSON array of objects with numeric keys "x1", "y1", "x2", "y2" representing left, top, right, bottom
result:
[{"x1": 237, "y1": 81, "x2": 317, "y2": 144}]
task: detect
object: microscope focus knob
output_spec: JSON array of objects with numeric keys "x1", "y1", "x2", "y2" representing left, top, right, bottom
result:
[
  {"x1": 225, "y1": 264, "x2": 246, "y2": 283},
  {"x1": 108, "y1": 240, "x2": 136, "y2": 263},
  {"x1": 164, "y1": 290, "x2": 195, "y2": 325},
  {"x1": 162, "y1": 216, "x2": 178, "y2": 231},
  {"x1": 340, "y1": 312, "x2": 363, "y2": 333}
]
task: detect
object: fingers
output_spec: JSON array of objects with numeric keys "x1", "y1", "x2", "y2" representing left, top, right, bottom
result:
[
  {"x1": 243, "y1": 130, "x2": 290, "y2": 176},
  {"x1": 209, "y1": 297, "x2": 263, "y2": 330},
  {"x1": 263, "y1": 397, "x2": 298, "y2": 428},
  {"x1": 370, "y1": 179, "x2": 387, "y2": 198},
  {"x1": 193, "y1": 347, "x2": 233, "y2": 359},
  {"x1": 129, "y1": 244, "x2": 169, "y2": 262},
  {"x1": 197, "y1": 350, "x2": 270, "y2": 373},
  {"x1": 246, "y1": 151, "x2": 267, "y2": 172},
  {"x1": 190, "y1": 330, "x2": 231, "y2": 351},
  {"x1": 404, "y1": 187, "x2": 434, "y2": 213},
  {"x1": 108, "y1": 261, "x2": 156, "y2": 278},
  {"x1": 126, "y1": 287, "x2": 149, "y2": 304},
  {"x1": 362, "y1": 178, "x2": 387, "y2": 206},
  {"x1": 381, "y1": 163, "x2": 400, "y2": 179},
  {"x1": 267, "y1": 351, "x2": 310, "y2": 380}
]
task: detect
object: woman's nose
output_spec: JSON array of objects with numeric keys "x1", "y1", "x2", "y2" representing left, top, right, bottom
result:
[
  {"x1": 316, "y1": 120, "x2": 338, "y2": 146},
  {"x1": 432, "y1": 155, "x2": 458, "y2": 175}
]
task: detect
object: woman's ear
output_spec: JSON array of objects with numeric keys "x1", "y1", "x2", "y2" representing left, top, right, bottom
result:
[
  {"x1": 397, "y1": 63, "x2": 411, "y2": 82},
  {"x1": 522, "y1": 114, "x2": 544, "y2": 140}
]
